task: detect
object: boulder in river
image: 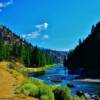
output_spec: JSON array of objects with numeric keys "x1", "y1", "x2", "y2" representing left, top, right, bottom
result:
[
  {"x1": 67, "y1": 83, "x2": 75, "y2": 88},
  {"x1": 83, "y1": 93, "x2": 91, "y2": 99},
  {"x1": 91, "y1": 95, "x2": 100, "y2": 100},
  {"x1": 51, "y1": 79, "x2": 62, "y2": 83},
  {"x1": 76, "y1": 90, "x2": 84, "y2": 97}
]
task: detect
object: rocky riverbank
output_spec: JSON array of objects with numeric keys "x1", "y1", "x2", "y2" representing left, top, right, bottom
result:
[
  {"x1": 75, "y1": 79, "x2": 100, "y2": 83},
  {"x1": 67, "y1": 82, "x2": 100, "y2": 100}
]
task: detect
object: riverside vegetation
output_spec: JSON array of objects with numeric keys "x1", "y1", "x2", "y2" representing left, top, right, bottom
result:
[
  {"x1": 0, "y1": 61, "x2": 86, "y2": 100},
  {"x1": 8, "y1": 61, "x2": 86, "y2": 100},
  {"x1": 0, "y1": 25, "x2": 88, "y2": 100}
]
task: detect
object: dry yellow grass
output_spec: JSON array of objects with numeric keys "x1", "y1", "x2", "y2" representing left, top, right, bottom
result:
[
  {"x1": 0, "y1": 68, "x2": 15, "y2": 98},
  {"x1": 0, "y1": 61, "x2": 38, "y2": 100},
  {"x1": 26, "y1": 64, "x2": 56, "y2": 73}
]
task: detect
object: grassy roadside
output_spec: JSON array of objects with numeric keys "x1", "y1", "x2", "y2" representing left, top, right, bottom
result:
[
  {"x1": 0, "y1": 61, "x2": 38, "y2": 100},
  {"x1": 26, "y1": 64, "x2": 57, "y2": 73}
]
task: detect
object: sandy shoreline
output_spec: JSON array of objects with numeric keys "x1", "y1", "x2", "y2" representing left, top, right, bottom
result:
[{"x1": 75, "y1": 79, "x2": 100, "y2": 83}]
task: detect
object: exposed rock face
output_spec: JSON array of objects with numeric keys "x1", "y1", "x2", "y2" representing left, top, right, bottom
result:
[{"x1": 0, "y1": 25, "x2": 28, "y2": 46}]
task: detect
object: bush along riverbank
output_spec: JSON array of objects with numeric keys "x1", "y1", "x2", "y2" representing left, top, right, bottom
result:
[
  {"x1": 25, "y1": 64, "x2": 100, "y2": 100},
  {"x1": 3, "y1": 61, "x2": 87, "y2": 100},
  {"x1": 25, "y1": 64, "x2": 57, "y2": 76},
  {"x1": 17, "y1": 79, "x2": 87, "y2": 100},
  {"x1": 26, "y1": 64, "x2": 56, "y2": 72}
]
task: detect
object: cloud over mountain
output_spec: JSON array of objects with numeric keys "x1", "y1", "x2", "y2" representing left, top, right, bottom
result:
[
  {"x1": 22, "y1": 32, "x2": 40, "y2": 39},
  {"x1": 22, "y1": 22, "x2": 49, "y2": 40}
]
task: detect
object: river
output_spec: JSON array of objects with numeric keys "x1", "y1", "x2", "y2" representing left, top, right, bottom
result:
[{"x1": 34, "y1": 65, "x2": 100, "y2": 96}]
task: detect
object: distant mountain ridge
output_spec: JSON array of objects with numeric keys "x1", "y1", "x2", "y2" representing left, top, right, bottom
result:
[{"x1": 41, "y1": 48, "x2": 67, "y2": 63}]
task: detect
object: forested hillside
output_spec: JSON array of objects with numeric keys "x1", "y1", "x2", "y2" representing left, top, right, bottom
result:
[
  {"x1": 0, "y1": 25, "x2": 54, "y2": 67},
  {"x1": 65, "y1": 22, "x2": 100, "y2": 77}
]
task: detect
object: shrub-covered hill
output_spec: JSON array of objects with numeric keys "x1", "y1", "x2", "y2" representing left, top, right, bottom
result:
[
  {"x1": 65, "y1": 22, "x2": 100, "y2": 77},
  {"x1": 0, "y1": 25, "x2": 55, "y2": 67}
]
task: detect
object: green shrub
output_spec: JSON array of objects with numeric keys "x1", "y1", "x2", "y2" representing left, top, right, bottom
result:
[
  {"x1": 19, "y1": 79, "x2": 86, "y2": 100},
  {"x1": 70, "y1": 95, "x2": 86, "y2": 100},
  {"x1": 34, "y1": 79, "x2": 54, "y2": 99},
  {"x1": 38, "y1": 83, "x2": 54, "y2": 100},
  {"x1": 34, "y1": 71, "x2": 45, "y2": 76},
  {"x1": 53, "y1": 86, "x2": 71, "y2": 100},
  {"x1": 19, "y1": 79, "x2": 54, "y2": 100},
  {"x1": 8, "y1": 63, "x2": 14, "y2": 69},
  {"x1": 40, "y1": 95, "x2": 50, "y2": 100},
  {"x1": 20, "y1": 81, "x2": 39, "y2": 97}
]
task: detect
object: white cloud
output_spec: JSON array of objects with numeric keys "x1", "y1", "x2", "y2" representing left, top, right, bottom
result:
[
  {"x1": 0, "y1": 3, "x2": 4, "y2": 8},
  {"x1": 31, "y1": 32, "x2": 40, "y2": 38},
  {"x1": 6, "y1": 0, "x2": 13, "y2": 6},
  {"x1": 0, "y1": 0, "x2": 13, "y2": 8},
  {"x1": 35, "y1": 22, "x2": 48, "y2": 31},
  {"x1": 0, "y1": 0, "x2": 13, "y2": 12},
  {"x1": 22, "y1": 35, "x2": 26, "y2": 38},
  {"x1": 43, "y1": 23, "x2": 48, "y2": 29},
  {"x1": 43, "y1": 34, "x2": 49, "y2": 39},
  {"x1": 22, "y1": 32, "x2": 40, "y2": 39},
  {"x1": 0, "y1": 9, "x2": 2, "y2": 12},
  {"x1": 22, "y1": 22, "x2": 49, "y2": 40}
]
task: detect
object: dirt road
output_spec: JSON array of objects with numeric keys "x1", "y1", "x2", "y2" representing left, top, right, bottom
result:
[
  {"x1": 0, "y1": 65, "x2": 38, "y2": 100},
  {"x1": 0, "y1": 68, "x2": 15, "y2": 99}
]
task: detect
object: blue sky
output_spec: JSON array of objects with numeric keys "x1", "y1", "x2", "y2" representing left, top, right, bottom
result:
[{"x1": 0, "y1": 0, "x2": 100, "y2": 51}]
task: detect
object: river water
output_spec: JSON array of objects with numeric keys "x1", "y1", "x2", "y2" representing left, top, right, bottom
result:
[{"x1": 35, "y1": 65, "x2": 100, "y2": 96}]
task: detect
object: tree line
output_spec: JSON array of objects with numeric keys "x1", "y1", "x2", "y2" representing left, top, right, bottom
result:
[
  {"x1": 64, "y1": 22, "x2": 100, "y2": 77},
  {"x1": 0, "y1": 40, "x2": 54, "y2": 67}
]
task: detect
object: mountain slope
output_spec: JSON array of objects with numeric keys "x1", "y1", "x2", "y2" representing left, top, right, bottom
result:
[
  {"x1": 42, "y1": 49, "x2": 67, "y2": 63},
  {"x1": 0, "y1": 25, "x2": 66, "y2": 67},
  {"x1": 0, "y1": 25, "x2": 32, "y2": 46},
  {"x1": 0, "y1": 25, "x2": 55, "y2": 67},
  {"x1": 66, "y1": 22, "x2": 100, "y2": 77}
]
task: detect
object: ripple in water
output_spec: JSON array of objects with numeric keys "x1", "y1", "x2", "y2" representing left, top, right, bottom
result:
[{"x1": 35, "y1": 65, "x2": 100, "y2": 96}]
